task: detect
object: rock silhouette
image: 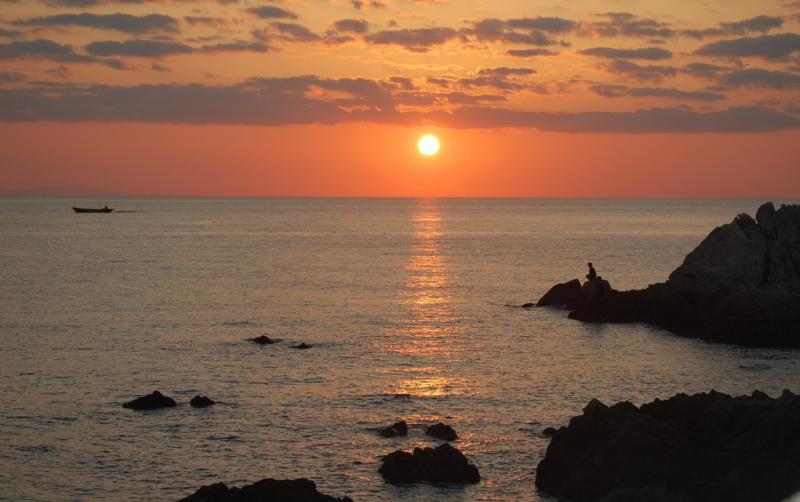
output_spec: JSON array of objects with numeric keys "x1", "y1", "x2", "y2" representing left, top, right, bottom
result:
[
  {"x1": 252, "y1": 335, "x2": 274, "y2": 345},
  {"x1": 190, "y1": 395, "x2": 215, "y2": 408},
  {"x1": 122, "y1": 390, "x2": 176, "y2": 410},
  {"x1": 535, "y1": 390, "x2": 800, "y2": 502},
  {"x1": 379, "y1": 444, "x2": 480, "y2": 485},
  {"x1": 293, "y1": 343, "x2": 313, "y2": 349},
  {"x1": 425, "y1": 422, "x2": 458, "y2": 441},
  {"x1": 178, "y1": 478, "x2": 352, "y2": 501},
  {"x1": 378, "y1": 420, "x2": 408, "y2": 438},
  {"x1": 538, "y1": 202, "x2": 800, "y2": 346},
  {"x1": 537, "y1": 278, "x2": 582, "y2": 307}
]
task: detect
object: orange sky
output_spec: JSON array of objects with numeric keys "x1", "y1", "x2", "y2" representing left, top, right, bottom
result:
[{"x1": 1, "y1": 0, "x2": 799, "y2": 196}]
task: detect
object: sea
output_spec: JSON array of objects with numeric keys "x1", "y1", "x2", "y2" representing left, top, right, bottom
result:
[{"x1": 1, "y1": 198, "x2": 799, "y2": 501}]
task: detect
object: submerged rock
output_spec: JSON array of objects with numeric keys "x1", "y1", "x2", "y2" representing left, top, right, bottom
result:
[
  {"x1": 122, "y1": 390, "x2": 176, "y2": 410},
  {"x1": 379, "y1": 444, "x2": 480, "y2": 485},
  {"x1": 378, "y1": 420, "x2": 408, "y2": 438},
  {"x1": 425, "y1": 422, "x2": 458, "y2": 441},
  {"x1": 252, "y1": 335, "x2": 274, "y2": 345},
  {"x1": 178, "y1": 478, "x2": 352, "y2": 502},
  {"x1": 535, "y1": 390, "x2": 800, "y2": 502},
  {"x1": 539, "y1": 202, "x2": 800, "y2": 346},
  {"x1": 293, "y1": 343, "x2": 313, "y2": 350},
  {"x1": 190, "y1": 395, "x2": 215, "y2": 408}
]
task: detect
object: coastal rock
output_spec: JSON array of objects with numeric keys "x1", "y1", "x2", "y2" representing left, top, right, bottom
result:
[
  {"x1": 378, "y1": 420, "x2": 408, "y2": 438},
  {"x1": 178, "y1": 478, "x2": 352, "y2": 502},
  {"x1": 535, "y1": 390, "x2": 800, "y2": 502},
  {"x1": 537, "y1": 279, "x2": 582, "y2": 308},
  {"x1": 379, "y1": 444, "x2": 480, "y2": 485},
  {"x1": 425, "y1": 422, "x2": 458, "y2": 441},
  {"x1": 293, "y1": 343, "x2": 313, "y2": 350},
  {"x1": 541, "y1": 427, "x2": 558, "y2": 437},
  {"x1": 252, "y1": 335, "x2": 274, "y2": 345},
  {"x1": 541, "y1": 202, "x2": 800, "y2": 346},
  {"x1": 190, "y1": 395, "x2": 215, "y2": 408},
  {"x1": 122, "y1": 390, "x2": 176, "y2": 410}
]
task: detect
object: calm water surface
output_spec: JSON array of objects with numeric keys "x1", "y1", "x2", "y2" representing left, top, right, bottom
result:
[{"x1": 1, "y1": 198, "x2": 799, "y2": 501}]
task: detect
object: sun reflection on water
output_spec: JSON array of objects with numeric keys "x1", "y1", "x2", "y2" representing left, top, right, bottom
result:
[{"x1": 384, "y1": 200, "x2": 471, "y2": 398}]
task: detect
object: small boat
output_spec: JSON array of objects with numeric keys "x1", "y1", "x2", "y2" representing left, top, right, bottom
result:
[{"x1": 73, "y1": 206, "x2": 113, "y2": 213}]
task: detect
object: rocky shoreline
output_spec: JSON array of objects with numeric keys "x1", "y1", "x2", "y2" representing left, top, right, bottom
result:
[
  {"x1": 535, "y1": 390, "x2": 800, "y2": 502},
  {"x1": 538, "y1": 202, "x2": 800, "y2": 346}
]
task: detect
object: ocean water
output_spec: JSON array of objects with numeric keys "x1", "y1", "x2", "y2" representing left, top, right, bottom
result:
[{"x1": 1, "y1": 198, "x2": 799, "y2": 501}]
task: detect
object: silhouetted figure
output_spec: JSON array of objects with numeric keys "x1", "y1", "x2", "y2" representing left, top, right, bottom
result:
[{"x1": 586, "y1": 262, "x2": 597, "y2": 281}]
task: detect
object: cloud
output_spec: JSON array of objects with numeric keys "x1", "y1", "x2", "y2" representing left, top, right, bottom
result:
[
  {"x1": 0, "y1": 70, "x2": 25, "y2": 82},
  {"x1": 331, "y1": 19, "x2": 369, "y2": 34},
  {"x1": 351, "y1": 0, "x2": 386, "y2": 10},
  {"x1": 721, "y1": 68, "x2": 800, "y2": 89},
  {"x1": 590, "y1": 84, "x2": 725, "y2": 101},
  {"x1": 247, "y1": 6, "x2": 298, "y2": 20},
  {"x1": 681, "y1": 62, "x2": 729, "y2": 79},
  {"x1": 0, "y1": 78, "x2": 797, "y2": 132},
  {"x1": 505, "y1": 17, "x2": 577, "y2": 34},
  {"x1": 14, "y1": 13, "x2": 180, "y2": 34},
  {"x1": 457, "y1": 67, "x2": 537, "y2": 91},
  {"x1": 270, "y1": 22, "x2": 321, "y2": 42},
  {"x1": 443, "y1": 92, "x2": 506, "y2": 104},
  {"x1": 584, "y1": 13, "x2": 674, "y2": 39},
  {"x1": 464, "y1": 18, "x2": 565, "y2": 46},
  {"x1": 443, "y1": 105, "x2": 799, "y2": 132},
  {"x1": 85, "y1": 38, "x2": 272, "y2": 57},
  {"x1": 578, "y1": 46, "x2": 672, "y2": 60},
  {"x1": 0, "y1": 39, "x2": 93, "y2": 62},
  {"x1": 86, "y1": 39, "x2": 193, "y2": 57},
  {"x1": 364, "y1": 27, "x2": 459, "y2": 52},
  {"x1": 684, "y1": 15, "x2": 784, "y2": 39},
  {"x1": 0, "y1": 28, "x2": 22, "y2": 39},
  {"x1": 185, "y1": 16, "x2": 228, "y2": 27},
  {"x1": 599, "y1": 59, "x2": 677, "y2": 82},
  {"x1": 695, "y1": 33, "x2": 800, "y2": 60},
  {"x1": 506, "y1": 48, "x2": 557, "y2": 57}
]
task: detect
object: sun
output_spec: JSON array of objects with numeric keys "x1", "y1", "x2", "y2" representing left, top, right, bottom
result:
[{"x1": 417, "y1": 134, "x2": 441, "y2": 156}]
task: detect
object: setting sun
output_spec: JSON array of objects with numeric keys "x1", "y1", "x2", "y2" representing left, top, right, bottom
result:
[{"x1": 418, "y1": 134, "x2": 441, "y2": 157}]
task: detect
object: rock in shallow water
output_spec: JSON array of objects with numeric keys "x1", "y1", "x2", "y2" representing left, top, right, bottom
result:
[
  {"x1": 535, "y1": 390, "x2": 800, "y2": 502},
  {"x1": 178, "y1": 478, "x2": 352, "y2": 502},
  {"x1": 425, "y1": 422, "x2": 458, "y2": 441},
  {"x1": 378, "y1": 420, "x2": 408, "y2": 438},
  {"x1": 537, "y1": 278, "x2": 582, "y2": 308},
  {"x1": 539, "y1": 202, "x2": 800, "y2": 346},
  {"x1": 379, "y1": 444, "x2": 480, "y2": 485},
  {"x1": 190, "y1": 395, "x2": 215, "y2": 408},
  {"x1": 122, "y1": 390, "x2": 176, "y2": 410},
  {"x1": 252, "y1": 335, "x2": 274, "y2": 345}
]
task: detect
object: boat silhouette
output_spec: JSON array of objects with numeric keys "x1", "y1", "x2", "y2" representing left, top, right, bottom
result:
[{"x1": 73, "y1": 206, "x2": 113, "y2": 213}]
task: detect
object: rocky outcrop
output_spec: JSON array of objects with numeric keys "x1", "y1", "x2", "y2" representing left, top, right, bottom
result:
[
  {"x1": 379, "y1": 444, "x2": 480, "y2": 485},
  {"x1": 178, "y1": 478, "x2": 352, "y2": 502},
  {"x1": 252, "y1": 335, "x2": 274, "y2": 345},
  {"x1": 425, "y1": 422, "x2": 458, "y2": 441},
  {"x1": 122, "y1": 390, "x2": 176, "y2": 410},
  {"x1": 537, "y1": 279, "x2": 582, "y2": 308},
  {"x1": 190, "y1": 395, "x2": 215, "y2": 408},
  {"x1": 539, "y1": 202, "x2": 800, "y2": 346},
  {"x1": 293, "y1": 343, "x2": 313, "y2": 350},
  {"x1": 378, "y1": 420, "x2": 408, "y2": 438},
  {"x1": 535, "y1": 390, "x2": 800, "y2": 502}
]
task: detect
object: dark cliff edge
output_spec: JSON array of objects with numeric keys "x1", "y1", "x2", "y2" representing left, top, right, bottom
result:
[
  {"x1": 535, "y1": 390, "x2": 800, "y2": 502},
  {"x1": 538, "y1": 202, "x2": 800, "y2": 347}
]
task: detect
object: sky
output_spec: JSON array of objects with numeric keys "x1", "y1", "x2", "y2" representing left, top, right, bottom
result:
[{"x1": 1, "y1": 0, "x2": 799, "y2": 197}]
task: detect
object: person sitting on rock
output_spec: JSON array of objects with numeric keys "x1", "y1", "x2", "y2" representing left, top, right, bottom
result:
[{"x1": 586, "y1": 262, "x2": 597, "y2": 281}]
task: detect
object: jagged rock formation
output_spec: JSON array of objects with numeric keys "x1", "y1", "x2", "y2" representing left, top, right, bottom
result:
[
  {"x1": 539, "y1": 202, "x2": 800, "y2": 346},
  {"x1": 535, "y1": 390, "x2": 800, "y2": 502},
  {"x1": 377, "y1": 420, "x2": 408, "y2": 438},
  {"x1": 178, "y1": 478, "x2": 352, "y2": 502},
  {"x1": 425, "y1": 422, "x2": 458, "y2": 441}
]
